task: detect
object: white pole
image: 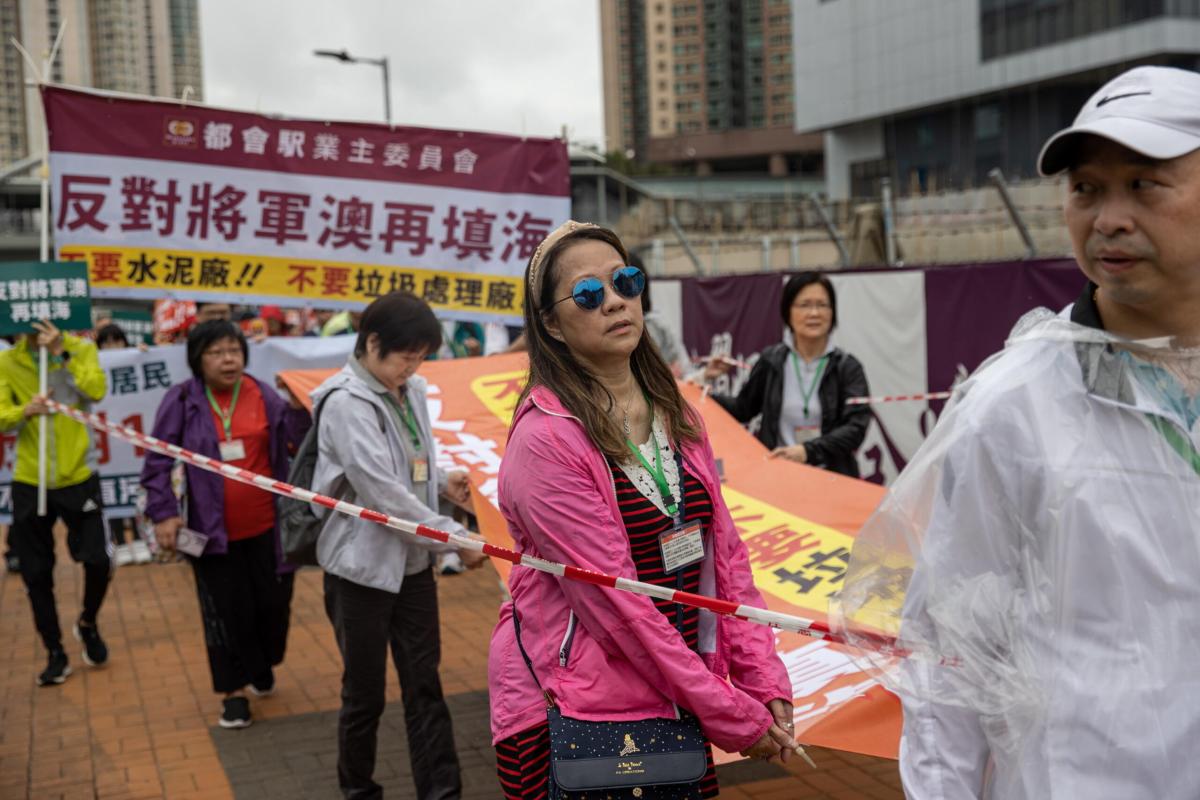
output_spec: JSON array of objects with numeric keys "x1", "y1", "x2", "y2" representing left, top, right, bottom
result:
[
  {"x1": 37, "y1": 345, "x2": 47, "y2": 516},
  {"x1": 35, "y1": 23, "x2": 65, "y2": 518}
]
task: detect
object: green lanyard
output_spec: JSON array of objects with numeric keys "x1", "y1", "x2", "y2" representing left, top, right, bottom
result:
[
  {"x1": 1147, "y1": 414, "x2": 1200, "y2": 478},
  {"x1": 791, "y1": 352, "x2": 828, "y2": 419},
  {"x1": 204, "y1": 379, "x2": 242, "y2": 441},
  {"x1": 388, "y1": 393, "x2": 423, "y2": 451},
  {"x1": 625, "y1": 424, "x2": 679, "y2": 519}
]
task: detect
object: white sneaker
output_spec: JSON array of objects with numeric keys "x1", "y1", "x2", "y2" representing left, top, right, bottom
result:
[
  {"x1": 131, "y1": 540, "x2": 153, "y2": 564},
  {"x1": 113, "y1": 544, "x2": 134, "y2": 567}
]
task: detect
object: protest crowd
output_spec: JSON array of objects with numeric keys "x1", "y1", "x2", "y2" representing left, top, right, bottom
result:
[{"x1": 4, "y1": 63, "x2": 1200, "y2": 800}]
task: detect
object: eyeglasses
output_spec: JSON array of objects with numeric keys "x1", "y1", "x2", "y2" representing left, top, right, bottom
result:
[
  {"x1": 795, "y1": 301, "x2": 832, "y2": 312},
  {"x1": 551, "y1": 266, "x2": 646, "y2": 311}
]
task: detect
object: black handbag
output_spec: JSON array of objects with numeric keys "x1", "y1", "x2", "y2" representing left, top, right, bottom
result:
[{"x1": 511, "y1": 451, "x2": 710, "y2": 799}]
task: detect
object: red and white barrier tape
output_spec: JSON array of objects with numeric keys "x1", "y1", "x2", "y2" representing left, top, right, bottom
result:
[
  {"x1": 846, "y1": 391, "x2": 952, "y2": 406},
  {"x1": 47, "y1": 398, "x2": 904, "y2": 654}
]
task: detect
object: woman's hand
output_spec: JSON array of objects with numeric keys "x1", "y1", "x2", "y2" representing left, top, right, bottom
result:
[
  {"x1": 154, "y1": 516, "x2": 184, "y2": 552},
  {"x1": 701, "y1": 356, "x2": 736, "y2": 382},
  {"x1": 768, "y1": 444, "x2": 807, "y2": 463},
  {"x1": 23, "y1": 393, "x2": 52, "y2": 418},
  {"x1": 459, "y1": 547, "x2": 489, "y2": 570},
  {"x1": 767, "y1": 699, "x2": 796, "y2": 762},
  {"x1": 443, "y1": 470, "x2": 473, "y2": 510},
  {"x1": 31, "y1": 320, "x2": 65, "y2": 356},
  {"x1": 739, "y1": 723, "x2": 795, "y2": 763}
]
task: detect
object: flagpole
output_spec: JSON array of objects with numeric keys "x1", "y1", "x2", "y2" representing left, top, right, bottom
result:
[
  {"x1": 14, "y1": 25, "x2": 65, "y2": 517},
  {"x1": 37, "y1": 345, "x2": 47, "y2": 515}
]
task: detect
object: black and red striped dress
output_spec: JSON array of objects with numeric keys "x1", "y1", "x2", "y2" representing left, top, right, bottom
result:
[{"x1": 495, "y1": 459, "x2": 721, "y2": 799}]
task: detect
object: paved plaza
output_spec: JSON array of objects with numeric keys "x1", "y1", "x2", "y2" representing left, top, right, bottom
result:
[{"x1": 1, "y1": 535, "x2": 903, "y2": 799}]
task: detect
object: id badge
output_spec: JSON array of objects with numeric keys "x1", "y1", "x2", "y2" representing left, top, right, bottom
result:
[
  {"x1": 411, "y1": 457, "x2": 429, "y2": 483},
  {"x1": 794, "y1": 426, "x2": 821, "y2": 444},
  {"x1": 660, "y1": 521, "x2": 705, "y2": 574},
  {"x1": 219, "y1": 438, "x2": 246, "y2": 461},
  {"x1": 176, "y1": 527, "x2": 210, "y2": 557}
]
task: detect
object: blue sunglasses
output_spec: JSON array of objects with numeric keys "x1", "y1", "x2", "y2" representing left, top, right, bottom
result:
[{"x1": 551, "y1": 266, "x2": 646, "y2": 311}]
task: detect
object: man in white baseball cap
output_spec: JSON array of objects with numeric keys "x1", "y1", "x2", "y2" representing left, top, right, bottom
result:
[
  {"x1": 1038, "y1": 65, "x2": 1200, "y2": 176},
  {"x1": 833, "y1": 64, "x2": 1200, "y2": 799}
]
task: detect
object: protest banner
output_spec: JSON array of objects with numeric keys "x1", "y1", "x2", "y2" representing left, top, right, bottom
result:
[
  {"x1": 43, "y1": 85, "x2": 570, "y2": 324},
  {"x1": 279, "y1": 353, "x2": 902, "y2": 760},
  {"x1": 106, "y1": 309, "x2": 155, "y2": 344},
  {"x1": 0, "y1": 262, "x2": 91, "y2": 335},
  {"x1": 0, "y1": 335, "x2": 355, "y2": 523}
]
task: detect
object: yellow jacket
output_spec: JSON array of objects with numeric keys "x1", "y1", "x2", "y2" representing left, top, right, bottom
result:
[{"x1": 0, "y1": 334, "x2": 106, "y2": 488}]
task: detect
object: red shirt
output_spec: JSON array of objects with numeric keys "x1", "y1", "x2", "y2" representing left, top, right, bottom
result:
[{"x1": 207, "y1": 377, "x2": 275, "y2": 541}]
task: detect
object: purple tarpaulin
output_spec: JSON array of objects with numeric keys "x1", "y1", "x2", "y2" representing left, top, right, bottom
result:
[
  {"x1": 681, "y1": 272, "x2": 784, "y2": 359},
  {"x1": 923, "y1": 259, "x2": 1084, "y2": 407}
]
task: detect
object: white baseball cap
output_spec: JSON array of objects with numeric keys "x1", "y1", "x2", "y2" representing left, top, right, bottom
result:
[{"x1": 1037, "y1": 66, "x2": 1200, "y2": 176}]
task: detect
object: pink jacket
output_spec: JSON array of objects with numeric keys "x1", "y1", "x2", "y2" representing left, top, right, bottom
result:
[{"x1": 487, "y1": 386, "x2": 792, "y2": 753}]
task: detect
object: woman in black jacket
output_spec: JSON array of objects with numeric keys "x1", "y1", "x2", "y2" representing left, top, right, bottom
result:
[{"x1": 707, "y1": 272, "x2": 870, "y2": 478}]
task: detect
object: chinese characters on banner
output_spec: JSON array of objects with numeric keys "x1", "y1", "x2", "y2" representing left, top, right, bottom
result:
[
  {"x1": 43, "y1": 86, "x2": 570, "y2": 323},
  {"x1": 0, "y1": 262, "x2": 92, "y2": 335}
]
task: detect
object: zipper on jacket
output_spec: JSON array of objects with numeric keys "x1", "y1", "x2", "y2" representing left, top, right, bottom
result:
[{"x1": 558, "y1": 611, "x2": 578, "y2": 667}]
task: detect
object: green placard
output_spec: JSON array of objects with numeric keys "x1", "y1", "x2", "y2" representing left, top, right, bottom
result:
[
  {"x1": 108, "y1": 310, "x2": 155, "y2": 344},
  {"x1": 0, "y1": 262, "x2": 92, "y2": 336}
]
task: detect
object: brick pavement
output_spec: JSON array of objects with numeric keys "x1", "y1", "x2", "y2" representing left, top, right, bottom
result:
[{"x1": 1, "y1": 536, "x2": 903, "y2": 799}]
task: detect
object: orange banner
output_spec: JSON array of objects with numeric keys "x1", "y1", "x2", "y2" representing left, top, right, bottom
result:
[{"x1": 278, "y1": 353, "x2": 900, "y2": 760}]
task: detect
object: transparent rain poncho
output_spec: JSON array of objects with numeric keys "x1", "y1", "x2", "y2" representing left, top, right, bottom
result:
[{"x1": 831, "y1": 308, "x2": 1200, "y2": 799}]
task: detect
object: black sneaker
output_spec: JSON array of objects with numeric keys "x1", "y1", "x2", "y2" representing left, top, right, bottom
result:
[
  {"x1": 5, "y1": 552, "x2": 19, "y2": 573},
  {"x1": 219, "y1": 696, "x2": 252, "y2": 729},
  {"x1": 37, "y1": 650, "x2": 71, "y2": 686},
  {"x1": 74, "y1": 621, "x2": 109, "y2": 667},
  {"x1": 249, "y1": 671, "x2": 275, "y2": 698}
]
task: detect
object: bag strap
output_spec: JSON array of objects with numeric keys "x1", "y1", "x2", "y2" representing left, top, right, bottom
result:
[{"x1": 511, "y1": 601, "x2": 555, "y2": 708}]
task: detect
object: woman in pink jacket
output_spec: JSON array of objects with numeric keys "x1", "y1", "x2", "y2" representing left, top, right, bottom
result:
[{"x1": 488, "y1": 221, "x2": 798, "y2": 799}]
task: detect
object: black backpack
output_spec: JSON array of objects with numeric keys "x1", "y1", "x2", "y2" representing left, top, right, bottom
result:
[
  {"x1": 278, "y1": 392, "x2": 337, "y2": 567},
  {"x1": 278, "y1": 390, "x2": 386, "y2": 567}
]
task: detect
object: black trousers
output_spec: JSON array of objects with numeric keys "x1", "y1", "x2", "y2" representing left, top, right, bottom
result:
[
  {"x1": 190, "y1": 531, "x2": 294, "y2": 694},
  {"x1": 11, "y1": 476, "x2": 111, "y2": 653},
  {"x1": 324, "y1": 569, "x2": 462, "y2": 800}
]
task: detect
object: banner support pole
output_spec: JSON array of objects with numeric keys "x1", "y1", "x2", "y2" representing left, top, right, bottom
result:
[{"x1": 37, "y1": 345, "x2": 48, "y2": 516}]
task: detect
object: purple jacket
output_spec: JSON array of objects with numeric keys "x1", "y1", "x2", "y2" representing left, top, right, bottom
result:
[{"x1": 140, "y1": 373, "x2": 311, "y2": 571}]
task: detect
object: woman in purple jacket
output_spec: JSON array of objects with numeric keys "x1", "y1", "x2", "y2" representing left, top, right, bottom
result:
[{"x1": 141, "y1": 320, "x2": 311, "y2": 729}]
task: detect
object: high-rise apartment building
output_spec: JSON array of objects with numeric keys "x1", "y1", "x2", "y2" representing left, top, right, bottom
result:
[
  {"x1": 792, "y1": 0, "x2": 1200, "y2": 199},
  {"x1": 601, "y1": 0, "x2": 821, "y2": 178},
  {"x1": 0, "y1": 0, "x2": 202, "y2": 167}
]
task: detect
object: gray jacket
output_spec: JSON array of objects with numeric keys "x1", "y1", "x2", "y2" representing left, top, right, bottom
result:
[{"x1": 311, "y1": 357, "x2": 461, "y2": 593}]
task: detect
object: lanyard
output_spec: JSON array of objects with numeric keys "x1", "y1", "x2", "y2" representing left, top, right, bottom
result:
[
  {"x1": 1147, "y1": 414, "x2": 1200, "y2": 478},
  {"x1": 388, "y1": 393, "x2": 422, "y2": 451},
  {"x1": 625, "y1": 426, "x2": 679, "y2": 519},
  {"x1": 204, "y1": 379, "x2": 242, "y2": 442},
  {"x1": 792, "y1": 353, "x2": 828, "y2": 419}
]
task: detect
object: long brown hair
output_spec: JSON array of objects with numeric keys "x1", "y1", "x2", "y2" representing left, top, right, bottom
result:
[{"x1": 517, "y1": 226, "x2": 700, "y2": 460}]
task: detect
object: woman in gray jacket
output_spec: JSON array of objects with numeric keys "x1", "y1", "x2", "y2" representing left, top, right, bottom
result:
[{"x1": 311, "y1": 291, "x2": 485, "y2": 800}]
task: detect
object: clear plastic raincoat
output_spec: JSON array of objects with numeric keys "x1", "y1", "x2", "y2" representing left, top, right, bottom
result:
[{"x1": 832, "y1": 288, "x2": 1200, "y2": 799}]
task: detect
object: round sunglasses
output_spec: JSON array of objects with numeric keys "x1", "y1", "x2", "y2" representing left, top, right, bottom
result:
[{"x1": 550, "y1": 266, "x2": 646, "y2": 311}]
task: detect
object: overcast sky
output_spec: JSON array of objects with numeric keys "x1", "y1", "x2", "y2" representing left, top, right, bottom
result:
[{"x1": 200, "y1": 1, "x2": 605, "y2": 148}]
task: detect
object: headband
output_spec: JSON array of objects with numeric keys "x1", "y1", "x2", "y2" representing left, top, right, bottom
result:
[{"x1": 527, "y1": 220, "x2": 600, "y2": 310}]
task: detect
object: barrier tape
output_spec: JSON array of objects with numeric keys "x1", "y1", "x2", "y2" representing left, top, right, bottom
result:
[
  {"x1": 846, "y1": 391, "x2": 952, "y2": 406},
  {"x1": 46, "y1": 398, "x2": 906, "y2": 656}
]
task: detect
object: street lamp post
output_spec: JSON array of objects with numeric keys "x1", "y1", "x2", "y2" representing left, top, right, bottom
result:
[{"x1": 313, "y1": 48, "x2": 392, "y2": 126}]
